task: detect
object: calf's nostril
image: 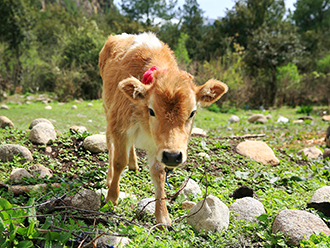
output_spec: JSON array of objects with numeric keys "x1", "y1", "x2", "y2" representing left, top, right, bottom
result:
[{"x1": 162, "y1": 151, "x2": 183, "y2": 166}]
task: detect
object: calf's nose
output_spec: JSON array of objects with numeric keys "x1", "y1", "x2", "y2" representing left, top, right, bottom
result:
[{"x1": 162, "y1": 151, "x2": 182, "y2": 166}]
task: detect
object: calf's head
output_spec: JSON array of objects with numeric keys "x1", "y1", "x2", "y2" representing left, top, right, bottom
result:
[{"x1": 119, "y1": 68, "x2": 228, "y2": 170}]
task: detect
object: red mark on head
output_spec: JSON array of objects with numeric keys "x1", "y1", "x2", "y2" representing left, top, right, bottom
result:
[{"x1": 142, "y1": 66, "x2": 158, "y2": 85}]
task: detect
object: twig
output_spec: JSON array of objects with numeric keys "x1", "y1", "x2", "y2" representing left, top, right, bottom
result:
[
  {"x1": 216, "y1": 134, "x2": 266, "y2": 140},
  {"x1": 143, "y1": 223, "x2": 173, "y2": 242},
  {"x1": 83, "y1": 231, "x2": 106, "y2": 248}
]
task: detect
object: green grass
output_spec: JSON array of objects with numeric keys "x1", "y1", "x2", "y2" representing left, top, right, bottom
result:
[{"x1": 0, "y1": 95, "x2": 330, "y2": 247}]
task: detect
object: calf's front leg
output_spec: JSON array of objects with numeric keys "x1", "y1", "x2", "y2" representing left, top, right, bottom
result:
[{"x1": 150, "y1": 161, "x2": 172, "y2": 226}]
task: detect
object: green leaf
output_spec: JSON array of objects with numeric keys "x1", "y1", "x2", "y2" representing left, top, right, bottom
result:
[
  {"x1": 59, "y1": 232, "x2": 71, "y2": 244},
  {"x1": 0, "y1": 217, "x2": 6, "y2": 232},
  {"x1": 9, "y1": 222, "x2": 18, "y2": 242},
  {"x1": 17, "y1": 240, "x2": 34, "y2": 248},
  {"x1": 26, "y1": 198, "x2": 37, "y2": 225}
]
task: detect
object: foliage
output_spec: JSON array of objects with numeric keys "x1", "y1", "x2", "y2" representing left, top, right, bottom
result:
[
  {"x1": 121, "y1": 0, "x2": 177, "y2": 27},
  {"x1": 174, "y1": 33, "x2": 191, "y2": 64},
  {"x1": 296, "y1": 105, "x2": 313, "y2": 114},
  {"x1": 300, "y1": 232, "x2": 330, "y2": 247},
  {"x1": 317, "y1": 54, "x2": 330, "y2": 73}
]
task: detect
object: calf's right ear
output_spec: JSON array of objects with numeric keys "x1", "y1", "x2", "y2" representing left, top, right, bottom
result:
[{"x1": 118, "y1": 77, "x2": 148, "y2": 104}]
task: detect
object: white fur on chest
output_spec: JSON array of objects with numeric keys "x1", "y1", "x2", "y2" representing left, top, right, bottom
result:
[{"x1": 127, "y1": 123, "x2": 155, "y2": 151}]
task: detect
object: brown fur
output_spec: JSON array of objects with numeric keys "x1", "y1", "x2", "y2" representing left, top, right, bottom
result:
[{"x1": 99, "y1": 32, "x2": 228, "y2": 226}]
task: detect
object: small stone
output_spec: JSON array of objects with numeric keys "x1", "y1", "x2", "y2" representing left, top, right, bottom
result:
[
  {"x1": 70, "y1": 125, "x2": 88, "y2": 134},
  {"x1": 187, "y1": 195, "x2": 229, "y2": 233},
  {"x1": 77, "y1": 114, "x2": 86, "y2": 118},
  {"x1": 298, "y1": 146, "x2": 323, "y2": 159},
  {"x1": 277, "y1": 116, "x2": 289, "y2": 123},
  {"x1": 265, "y1": 114, "x2": 273, "y2": 119},
  {"x1": 182, "y1": 201, "x2": 196, "y2": 209},
  {"x1": 196, "y1": 152, "x2": 210, "y2": 159},
  {"x1": 135, "y1": 197, "x2": 156, "y2": 215},
  {"x1": 29, "y1": 164, "x2": 53, "y2": 178},
  {"x1": 83, "y1": 134, "x2": 107, "y2": 153},
  {"x1": 299, "y1": 116, "x2": 314, "y2": 121},
  {"x1": 0, "y1": 144, "x2": 33, "y2": 163},
  {"x1": 87, "y1": 103, "x2": 93, "y2": 107},
  {"x1": 1, "y1": 104, "x2": 9, "y2": 109},
  {"x1": 236, "y1": 141, "x2": 280, "y2": 166},
  {"x1": 45, "y1": 146, "x2": 52, "y2": 153},
  {"x1": 248, "y1": 114, "x2": 267, "y2": 123},
  {"x1": 272, "y1": 209, "x2": 330, "y2": 246},
  {"x1": 98, "y1": 236, "x2": 131, "y2": 247},
  {"x1": 230, "y1": 197, "x2": 265, "y2": 222},
  {"x1": 44, "y1": 105, "x2": 52, "y2": 110},
  {"x1": 0, "y1": 116, "x2": 15, "y2": 129},
  {"x1": 10, "y1": 168, "x2": 33, "y2": 181},
  {"x1": 71, "y1": 190, "x2": 101, "y2": 211},
  {"x1": 71, "y1": 105, "x2": 77, "y2": 109},
  {"x1": 181, "y1": 179, "x2": 202, "y2": 199},
  {"x1": 26, "y1": 95, "x2": 35, "y2": 101},
  {"x1": 191, "y1": 127, "x2": 207, "y2": 136},
  {"x1": 322, "y1": 115, "x2": 330, "y2": 121},
  {"x1": 58, "y1": 102, "x2": 65, "y2": 105},
  {"x1": 228, "y1": 115, "x2": 240, "y2": 123}
]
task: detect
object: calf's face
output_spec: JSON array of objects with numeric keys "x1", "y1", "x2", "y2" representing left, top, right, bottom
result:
[{"x1": 119, "y1": 69, "x2": 228, "y2": 170}]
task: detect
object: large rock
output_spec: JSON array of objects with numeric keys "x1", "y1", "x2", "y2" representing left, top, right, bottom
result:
[
  {"x1": 191, "y1": 127, "x2": 207, "y2": 136},
  {"x1": 187, "y1": 195, "x2": 229, "y2": 233},
  {"x1": 29, "y1": 122, "x2": 56, "y2": 145},
  {"x1": 83, "y1": 134, "x2": 107, "y2": 153},
  {"x1": 298, "y1": 146, "x2": 323, "y2": 159},
  {"x1": 0, "y1": 116, "x2": 14, "y2": 129},
  {"x1": 9, "y1": 168, "x2": 33, "y2": 181},
  {"x1": 236, "y1": 141, "x2": 280, "y2": 166},
  {"x1": 181, "y1": 179, "x2": 202, "y2": 199},
  {"x1": 307, "y1": 186, "x2": 330, "y2": 217},
  {"x1": 29, "y1": 118, "x2": 53, "y2": 129},
  {"x1": 248, "y1": 114, "x2": 267, "y2": 124},
  {"x1": 0, "y1": 144, "x2": 33, "y2": 163},
  {"x1": 230, "y1": 197, "x2": 265, "y2": 222},
  {"x1": 272, "y1": 209, "x2": 330, "y2": 247},
  {"x1": 71, "y1": 190, "x2": 101, "y2": 211},
  {"x1": 29, "y1": 164, "x2": 53, "y2": 179}
]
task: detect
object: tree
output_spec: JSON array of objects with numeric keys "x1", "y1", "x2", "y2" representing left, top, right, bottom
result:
[
  {"x1": 219, "y1": 0, "x2": 285, "y2": 49},
  {"x1": 181, "y1": 0, "x2": 204, "y2": 60},
  {"x1": 245, "y1": 21, "x2": 304, "y2": 106},
  {"x1": 120, "y1": 0, "x2": 177, "y2": 27},
  {"x1": 293, "y1": 0, "x2": 330, "y2": 32}
]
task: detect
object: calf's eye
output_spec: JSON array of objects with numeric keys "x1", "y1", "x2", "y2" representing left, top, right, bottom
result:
[
  {"x1": 189, "y1": 110, "x2": 196, "y2": 119},
  {"x1": 149, "y1": 108, "x2": 155, "y2": 117}
]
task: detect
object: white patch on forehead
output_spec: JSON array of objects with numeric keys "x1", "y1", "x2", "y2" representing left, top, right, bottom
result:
[{"x1": 130, "y1": 32, "x2": 162, "y2": 50}]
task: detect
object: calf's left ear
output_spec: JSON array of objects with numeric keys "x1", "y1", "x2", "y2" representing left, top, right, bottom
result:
[{"x1": 196, "y1": 79, "x2": 228, "y2": 106}]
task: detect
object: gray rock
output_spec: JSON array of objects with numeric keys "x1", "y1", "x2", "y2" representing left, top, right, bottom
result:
[
  {"x1": 83, "y1": 134, "x2": 107, "y2": 153},
  {"x1": 71, "y1": 105, "x2": 77, "y2": 109},
  {"x1": 230, "y1": 197, "x2": 265, "y2": 222},
  {"x1": 248, "y1": 114, "x2": 267, "y2": 124},
  {"x1": 229, "y1": 115, "x2": 240, "y2": 123},
  {"x1": 87, "y1": 103, "x2": 93, "y2": 107},
  {"x1": 236, "y1": 140, "x2": 280, "y2": 166},
  {"x1": 26, "y1": 95, "x2": 35, "y2": 101},
  {"x1": 10, "y1": 168, "x2": 33, "y2": 181},
  {"x1": 299, "y1": 116, "x2": 314, "y2": 121},
  {"x1": 182, "y1": 201, "x2": 196, "y2": 209},
  {"x1": 298, "y1": 146, "x2": 323, "y2": 159},
  {"x1": 310, "y1": 186, "x2": 330, "y2": 203},
  {"x1": 29, "y1": 122, "x2": 56, "y2": 145},
  {"x1": 0, "y1": 144, "x2": 33, "y2": 163},
  {"x1": 0, "y1": 116, "x2": 14, "y2": 129},
  {"x1": 71, "y1": 190, "x2": 101, "y2": 211},
  {"x1": 181, "y1": 179, "x2": 202, "y2": 199},
  {"x1": 98, "y1": 236, "x2": 131, "y2": 247},
  {"x1": 1, "y1": 104, "x2": 9, "y2": 110},
  {"x1": 272, "y1": 209, "x2": 330, "y2": 247},
  {"x1": 29, "y1": 164, "x2": 53, "y2": 178},
  {"x1": 187, "y1": 195, "x2": 229, "y2": 233},
  {"x1": 135, "y1": 197, "x2": 156, "y2": 215},
  {"x1": 44, "y1": 105, "x2": 52, "y2": 110},
  {"x1": 29, "y1": 118, "x2": 53, "y2": 129},
  {"x1": 265, "y1": 114, "x2": 273, "y2": 120},
  {"x1": 277, "y1": 116, "x2": 289, "y2": 123}
]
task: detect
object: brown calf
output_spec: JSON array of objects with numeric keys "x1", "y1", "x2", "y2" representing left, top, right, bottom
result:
[{"x1": 99, "y1": 32, "x2": 228, "y2": 226}]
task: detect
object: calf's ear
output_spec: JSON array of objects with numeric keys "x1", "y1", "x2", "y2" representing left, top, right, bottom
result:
[
  {"x1": 119, "y1": 77, "x2": 148, "y2": 104},
  {"x1": 196, "y1": 79, "x2": 228, "y2": 106}
]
